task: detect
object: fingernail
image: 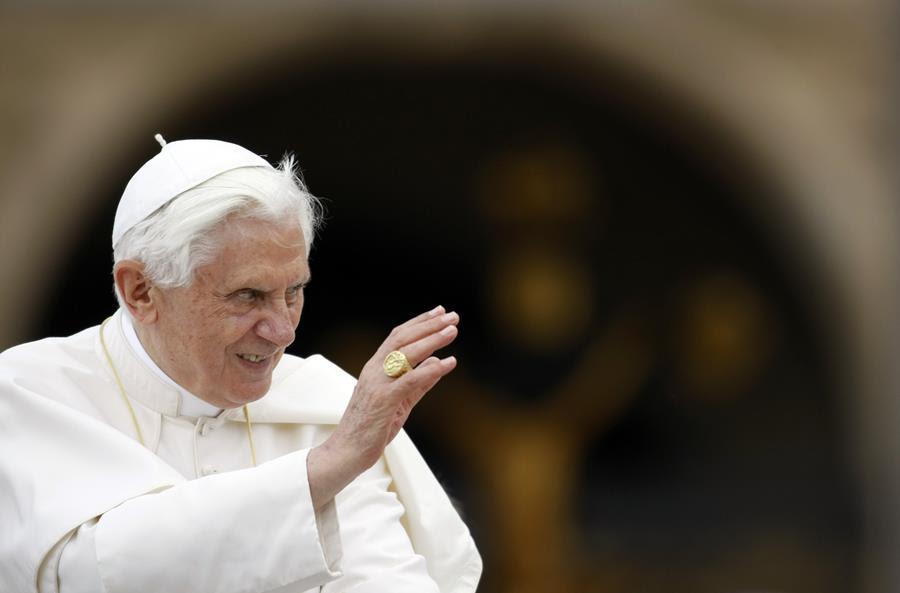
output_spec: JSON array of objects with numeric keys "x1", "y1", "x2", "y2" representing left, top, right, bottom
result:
[
  {"x1": 429, "y1": 305, "x2": 444, "y2": 316},
  {"x1": 441, "y1": 312, "x2": 457, "y2": 322},
  {"x1": 440, "y1": 325, "x2": 457, "y2": 336}
]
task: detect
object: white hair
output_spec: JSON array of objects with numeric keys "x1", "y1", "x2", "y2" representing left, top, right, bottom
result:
[{"x1": 113, "y1": 154, "x2": 321, "y2": 305}]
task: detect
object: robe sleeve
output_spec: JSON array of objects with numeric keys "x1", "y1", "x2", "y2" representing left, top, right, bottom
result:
[
  {"x1": 46, "y1": 449, "x2": 343, "y2": 593},
  {"x1": 322, "y1": 456, "x2": 439, "y2": 593}
]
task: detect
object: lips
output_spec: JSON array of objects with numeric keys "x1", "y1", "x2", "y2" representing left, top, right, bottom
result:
[{"x1": 235, "y1": 352, "x2": 277, "y2": 372}]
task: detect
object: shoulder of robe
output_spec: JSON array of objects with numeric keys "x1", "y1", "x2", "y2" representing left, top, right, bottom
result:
[
  {"x1": 0, "y1": 323, "x2": 113, "y2": 417},
  {"x1": 0, "y1": 325, "x2": 186, "y2": 593},
  {"x1": 242, "y1": 353, "x2": 357, "y2": 424}
]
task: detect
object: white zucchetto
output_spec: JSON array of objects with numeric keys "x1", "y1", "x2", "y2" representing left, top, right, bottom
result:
[{"x1": 112, "y1": 137, "x2": 273, "y2": 248}]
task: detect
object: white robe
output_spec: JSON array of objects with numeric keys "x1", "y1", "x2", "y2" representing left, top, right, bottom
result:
[{"x1": 0, "y1": 309, "x2": 481, "y2": 593}]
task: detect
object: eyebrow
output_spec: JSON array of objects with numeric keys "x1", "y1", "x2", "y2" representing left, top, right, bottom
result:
[{"x1": 221, "y1": 273, "x2": 311, "y2": 294}]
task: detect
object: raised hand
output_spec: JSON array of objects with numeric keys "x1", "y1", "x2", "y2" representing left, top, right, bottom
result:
[{"x1": 307, "y1": 306, "x2": 459, "y2": 509}]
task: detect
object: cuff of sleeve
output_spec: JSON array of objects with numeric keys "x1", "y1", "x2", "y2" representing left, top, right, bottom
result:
[
  {"x1": 314, "y1": 496, "x2": 342, "y2": 575},
  {"x1": 292, "y1": 447, "x2": 343, "y2": 584}
]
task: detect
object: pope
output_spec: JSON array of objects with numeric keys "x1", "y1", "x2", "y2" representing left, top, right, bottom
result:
[{"x1": 0, "y1": 137, "x2": 482, "y2": 593}]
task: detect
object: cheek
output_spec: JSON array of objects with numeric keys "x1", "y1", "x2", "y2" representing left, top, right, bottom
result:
[
  {"x1": 195, "y1": 308, "x2": 252, "y2": 354},
  {"x1": 161, "y1": 306, "x2": 203, "y2": 352},
  {"x1": 231, "y1": 313, "x2": 264, "y2": 341}
]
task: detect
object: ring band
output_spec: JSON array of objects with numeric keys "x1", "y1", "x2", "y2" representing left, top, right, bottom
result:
[{"x1": 383, "y1": 350, "x2": 413, "y2": 378}]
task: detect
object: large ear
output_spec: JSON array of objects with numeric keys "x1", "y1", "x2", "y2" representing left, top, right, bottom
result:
[{"x1": 113, "y1": 260, "x2": 159, "y2": 324}]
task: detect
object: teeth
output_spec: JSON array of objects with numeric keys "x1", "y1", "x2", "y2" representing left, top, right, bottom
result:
[{"x1": 239, "y1": 354, "x2": 265, "y2": 363}]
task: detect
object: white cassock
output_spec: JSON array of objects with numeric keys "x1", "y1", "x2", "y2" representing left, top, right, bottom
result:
[{"x1": 0, "y1": 309, "x2": 482, "y2": 593}]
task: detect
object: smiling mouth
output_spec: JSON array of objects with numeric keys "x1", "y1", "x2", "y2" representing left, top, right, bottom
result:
[{"x1": 237, "y1": 353, "x2": 270, "y2": 364}]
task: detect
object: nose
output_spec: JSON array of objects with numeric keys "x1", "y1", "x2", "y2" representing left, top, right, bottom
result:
[{"x1": 255, "y1": 300, "x2": 297, "y2": 348}]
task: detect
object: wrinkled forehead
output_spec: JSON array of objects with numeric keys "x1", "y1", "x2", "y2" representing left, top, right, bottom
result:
[
  {"x1": 197, "y1": 218, "x2": 309, "y2": 285},
  {"x1": 214, "y1": 214, "x2": 307, "y2": 250}
]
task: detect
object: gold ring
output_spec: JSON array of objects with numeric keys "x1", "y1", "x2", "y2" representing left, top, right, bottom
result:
[{"x1": 383, "y1": 350, "x2": 413, "y2": 378}]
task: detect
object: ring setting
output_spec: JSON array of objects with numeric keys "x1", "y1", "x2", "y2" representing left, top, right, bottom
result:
[{"x1": 383, "y1": 350, "x2": 413, "y2": 378}]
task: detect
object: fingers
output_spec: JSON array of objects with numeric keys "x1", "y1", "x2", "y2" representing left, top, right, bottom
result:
[
  {"x1": 393, "y1": 355, "x2": 457, "y2": 405},
  {"x1": 411, "y1": 355, "x2": 457, "y2": 377},
  {"x1": 406, "y1": 305, "x2": 445, "y2": 325},
  {"x1": 381, "y1": 310, "x2": 460, "y2": 360},
  {"x1": 387, "y1": 306, "x2": 446, "y2": 342},
  {"x1": 399, "y1": 322, "x2": 458, "y2": 367},
  {"x1": 363, "y1": 306, "x2": 460, "y2": 395}
]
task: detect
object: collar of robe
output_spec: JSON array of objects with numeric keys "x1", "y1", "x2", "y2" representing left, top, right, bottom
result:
[
  {"x1": 98, "y1": 316, "x2": 258, "y2": 467},
  {"x1": 120, "y1": 312, "x2": 222, "y2": 418}
]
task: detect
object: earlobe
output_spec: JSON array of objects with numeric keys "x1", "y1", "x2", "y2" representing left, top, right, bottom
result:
[{"x1": 114, "y1": 261, "x2": 158, "y2": 324}]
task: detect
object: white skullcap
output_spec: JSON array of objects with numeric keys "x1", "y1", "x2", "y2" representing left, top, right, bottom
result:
[{"x1": 112, "y1": 136, "x2": 274, "y2": 248}]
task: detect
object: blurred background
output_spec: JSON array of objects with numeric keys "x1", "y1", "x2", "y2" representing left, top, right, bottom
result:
[{"x1": 0, "y1": 2, "x2": 897, "y2": 592}]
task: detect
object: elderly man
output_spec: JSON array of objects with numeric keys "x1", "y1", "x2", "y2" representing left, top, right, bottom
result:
[{"x1": 0, "y1": 138, "x2": 481, "y2": 593}]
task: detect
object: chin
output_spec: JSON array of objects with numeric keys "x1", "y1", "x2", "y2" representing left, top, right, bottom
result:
[{"x1": 228, "y1": 381, "x2": 272, "y2": 406}]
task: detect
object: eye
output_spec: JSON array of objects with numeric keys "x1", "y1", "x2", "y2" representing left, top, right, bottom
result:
[
  {"x1": 235, "y1": 289, "x2": 261, "y2": 302},
  {"x1": 285, "y1": 283, "x2": 305, "y2": 304}
]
